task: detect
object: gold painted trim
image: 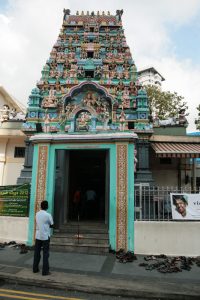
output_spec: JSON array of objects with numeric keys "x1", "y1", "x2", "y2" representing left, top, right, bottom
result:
[{"x1": 35, "y1": 145, "x2": 48, "y2": 211}]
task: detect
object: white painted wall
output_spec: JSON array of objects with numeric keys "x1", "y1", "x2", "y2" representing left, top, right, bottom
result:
[
  {"x1": 135, "y1": 221, "x2": 200, "y2": 256},
  {"x1": 0, "y1": 138, "x2": 25, "y2": 185},
  {"x1": 3, "y1": 138, "x2": 25, "y2": 185},
  {"x1": 3, "y1": 161, "x2": 24, "y2": 185},
  {"x1": 1, "y1": 217, "x2": 199, "y2": 256},
  {"x1": 0, "y1": 93, "x2": 6, "y2": 106},
  {"x1": 138, "y1": 71, "x2": 162, "y2": 87},
  {"x1": 0, "y1": 217, "x2": 28, "y2": 243}
]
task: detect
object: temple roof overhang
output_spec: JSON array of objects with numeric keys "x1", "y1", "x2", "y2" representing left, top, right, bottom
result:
[{"x1": 30, "y1": 132, "x2": 138, "y2": 144}]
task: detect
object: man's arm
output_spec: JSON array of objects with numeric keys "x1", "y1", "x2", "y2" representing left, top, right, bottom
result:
[{"x1": 49, "y1": 214, "x2": 54, "y2": 228}]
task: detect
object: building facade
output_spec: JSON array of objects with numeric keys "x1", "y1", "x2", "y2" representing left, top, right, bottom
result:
[
  {"x1": 1, "y1": 11, "x2": 200, "y2": 255},
  {"x1": 138, "y1": 66, "x2": 165, "y2": 88},
  {"x1": 0, "y1": 86, "x2": 26, "y2": 185},
  {"x1": 19, "y1": 9, "x2": 155, "y2": 251},
  {"x1": 0, "y1": 86, "x2": 28, "y2": 244}
]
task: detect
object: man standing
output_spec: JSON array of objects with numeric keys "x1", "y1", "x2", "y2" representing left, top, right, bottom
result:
[{"x1": 33, "y1": 200, "x2": 53, "y2": 276}]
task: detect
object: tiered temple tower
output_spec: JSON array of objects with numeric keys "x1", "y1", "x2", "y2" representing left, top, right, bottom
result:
[
  {"x1": 23, "y1": 10, "x2": 151, "y2": 135},
  {"x1": 21, "y1": 10, "x2": 154, "y2": 251}
]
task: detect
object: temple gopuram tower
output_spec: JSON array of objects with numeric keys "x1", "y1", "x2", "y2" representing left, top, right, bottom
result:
[{"x1": 21, "y1": 10, "x2": 152, "y2": 252}]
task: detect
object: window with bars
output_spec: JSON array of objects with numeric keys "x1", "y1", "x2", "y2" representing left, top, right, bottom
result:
[{"x1": 14, "y1": 147, "x2": 25, "y2": 158}]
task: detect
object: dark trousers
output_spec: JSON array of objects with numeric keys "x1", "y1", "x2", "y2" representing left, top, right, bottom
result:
[{"x1": 33, "y1": 238, "x2": 50, "y2": 275}]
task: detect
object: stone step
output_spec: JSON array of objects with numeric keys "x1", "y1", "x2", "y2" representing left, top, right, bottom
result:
[
  {"x1": 58, "y1": 223, "x2": 108, "y2": 234},
  {"x1": 51, "y1": 242, "x2": 109, "y2": 254},
  {"x1": 53, "y1": 232, "x2": 108, "y2": 239},
  {"x1": 52, "y1": 222, "x2": 109, "y2": 254},
  {"x1": 51, "y1": 234, "x2": 108, "y2": 245}
]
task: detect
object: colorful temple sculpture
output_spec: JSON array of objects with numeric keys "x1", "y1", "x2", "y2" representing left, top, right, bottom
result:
[
  {"x1": 23, "y1": 10, "x2": 151, "y2": 134},
  {"x1": 20, "y1": 10, "x2": 153, "y2": 252}
]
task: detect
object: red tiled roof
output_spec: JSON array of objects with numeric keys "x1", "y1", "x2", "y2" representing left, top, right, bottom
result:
[{"x1": 151, "y1": 142, "x2": 200, "y2": 158}]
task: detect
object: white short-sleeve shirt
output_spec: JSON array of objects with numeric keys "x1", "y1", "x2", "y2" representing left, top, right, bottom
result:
[{"x1": 35, "y1": 210, "x2": 54, "y2": 240}]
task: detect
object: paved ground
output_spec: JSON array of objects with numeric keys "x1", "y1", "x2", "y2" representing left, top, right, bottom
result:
[{"x1": 0, "y1": 245, "x2": 200, "y2": 299}]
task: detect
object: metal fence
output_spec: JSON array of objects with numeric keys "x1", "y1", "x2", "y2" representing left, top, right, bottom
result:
[{"x1": 134, "y1": 184, "x2": 200, "y2": 221}]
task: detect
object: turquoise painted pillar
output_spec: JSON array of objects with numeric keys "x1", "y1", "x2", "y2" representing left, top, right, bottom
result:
[
  {"x1": 68, "y1": 118, "x2": 75, "y2": 132},
  {"x1": 91, "y1": 116, "x2": 97, "y2": 132},
  {"x1": 46, "y1": 145, "x2": 56, "y2": 216},
  {"x1": 127, "y1": 143, "x2": 134, "y2": 251},
  {"x1": 108, "y1": 145, "x2": 117, "y2": 250},
  {"x1": 27, "y1": 144, "x2": 38, "y2": 245},
  {"x1": 27, "y1": 144, "x2": 50, "y2": 245}
]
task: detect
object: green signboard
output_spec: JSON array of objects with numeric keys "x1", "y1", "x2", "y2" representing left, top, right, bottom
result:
[{"x1": 0, "y1": 184, "x2": 30, "y2": 217}]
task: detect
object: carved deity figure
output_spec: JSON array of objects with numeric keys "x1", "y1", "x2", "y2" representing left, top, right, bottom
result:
[
  {"x1": 49, "y1": 69, "x2": 56, "y2": 78},
  {"x1": 134, "y1": 149, "x2": 138, "y2": 173},
  {"x1": 129, "y1": 81, "x2": 137, "y2": 96},
  {"x1": 178, "y1": 109, "x2": 188, "y2": 126},
  {"x1": 102, "y1": 64, "x2": 109, "y2": 79},
  {"x1": 123, "y1": 67, "x2": 129, "y2": 80},
  {"x1": 63, "y1": 9, "x2": 70, "y2": 21},
  {"x1": 122, "y1": 87, "x2": 130, "y2": 108},
  {"x1": 83, "y1": 92, "x2": 97, "y2": 107},
  {"x1": 0, "y1": 105, "x2": 10, "y2": 122},
  {"x1": 9, "y1": 108, "x2": 17, "y2": 119},
  {"x1": 100, "y1": 105, "x2": 110, "y2": 130},
  {"x1": 119, "y1": 110, "x2": 126, "y2": 131},
  {"x1": 50, "y1": 47, "x2": 57, "y2": 59},
  {"x1": 43, "y1": 113, "x2": 50, "y2": 133},
  {"x1": 117, "y1": 80, "x2": 124, "y2": 92},
  {"x1": 42, "y1": 88, "x2": 57, "y2": 108},
  {"x1": 116, "y1": 9, "x2": 123, "y2": 22},
  {"x1": 77, "y1": 111, "x2": 91, "y2": 131},
  {"x1": 65, "y1": 103, "x2": 73, "y2": 119}
]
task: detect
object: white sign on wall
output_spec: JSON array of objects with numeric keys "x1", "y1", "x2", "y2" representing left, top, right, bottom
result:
[{"x1": 170, "y1": 193, "x2": 200, "y2": 220}]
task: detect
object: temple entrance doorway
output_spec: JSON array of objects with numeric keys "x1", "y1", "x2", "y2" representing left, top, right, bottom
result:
[{"x1": 68, "y1": 149, "x2": 108, "y2": 223}]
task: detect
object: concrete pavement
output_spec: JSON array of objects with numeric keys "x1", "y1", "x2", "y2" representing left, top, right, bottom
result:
[{"x1": 0, "y1": 245, "x2": 200, "y2": 299}]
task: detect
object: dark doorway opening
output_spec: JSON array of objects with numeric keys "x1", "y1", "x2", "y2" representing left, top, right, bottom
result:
[
  {"x1": 68, "y1": 150, "x2": 107, "y2": 222},
  {"x1": 87, "y1": 51, "x2": 94, "y2": 58},
  {"x1": 85, "y1": 70, "x2": 94, "y2": 78}
]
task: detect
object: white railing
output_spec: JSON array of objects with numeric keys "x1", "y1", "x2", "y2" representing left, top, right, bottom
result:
[{"x1": 134, "y1": 184, "x2": 200, "y2": 221}]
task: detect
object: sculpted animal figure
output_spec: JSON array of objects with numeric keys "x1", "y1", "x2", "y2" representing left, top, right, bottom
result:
[{"x1": 158, "y1": 117, "x2": 176, "y2": 126}]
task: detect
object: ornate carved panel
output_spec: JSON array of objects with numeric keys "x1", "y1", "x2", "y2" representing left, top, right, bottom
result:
[
  {"x1": 35, "y1": 145, "x2": 48, "y2": 212},
  {"x1": 116, "y1": 144, "x2": 128, "y2": 250}
]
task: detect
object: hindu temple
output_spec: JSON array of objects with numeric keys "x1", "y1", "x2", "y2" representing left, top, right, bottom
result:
[{"x1": 19, "y1": 9, "x2": 152, "y2": 253}]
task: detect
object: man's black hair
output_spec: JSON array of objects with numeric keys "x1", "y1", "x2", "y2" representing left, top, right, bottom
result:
[
  {"x1": 172, "y1": 195, "x2": 188, "y2": 206},
  {"x1": 41, "y1": 200, "x2": 48, "y2": 210}
]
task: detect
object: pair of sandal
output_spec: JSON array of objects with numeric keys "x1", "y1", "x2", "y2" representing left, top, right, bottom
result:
[
  {"x1": 116, "y1": 249, "x2": 137, "y2": 263},
  {"x1": 144, "y1": 255, "x2": 157, "y2": 261}
]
